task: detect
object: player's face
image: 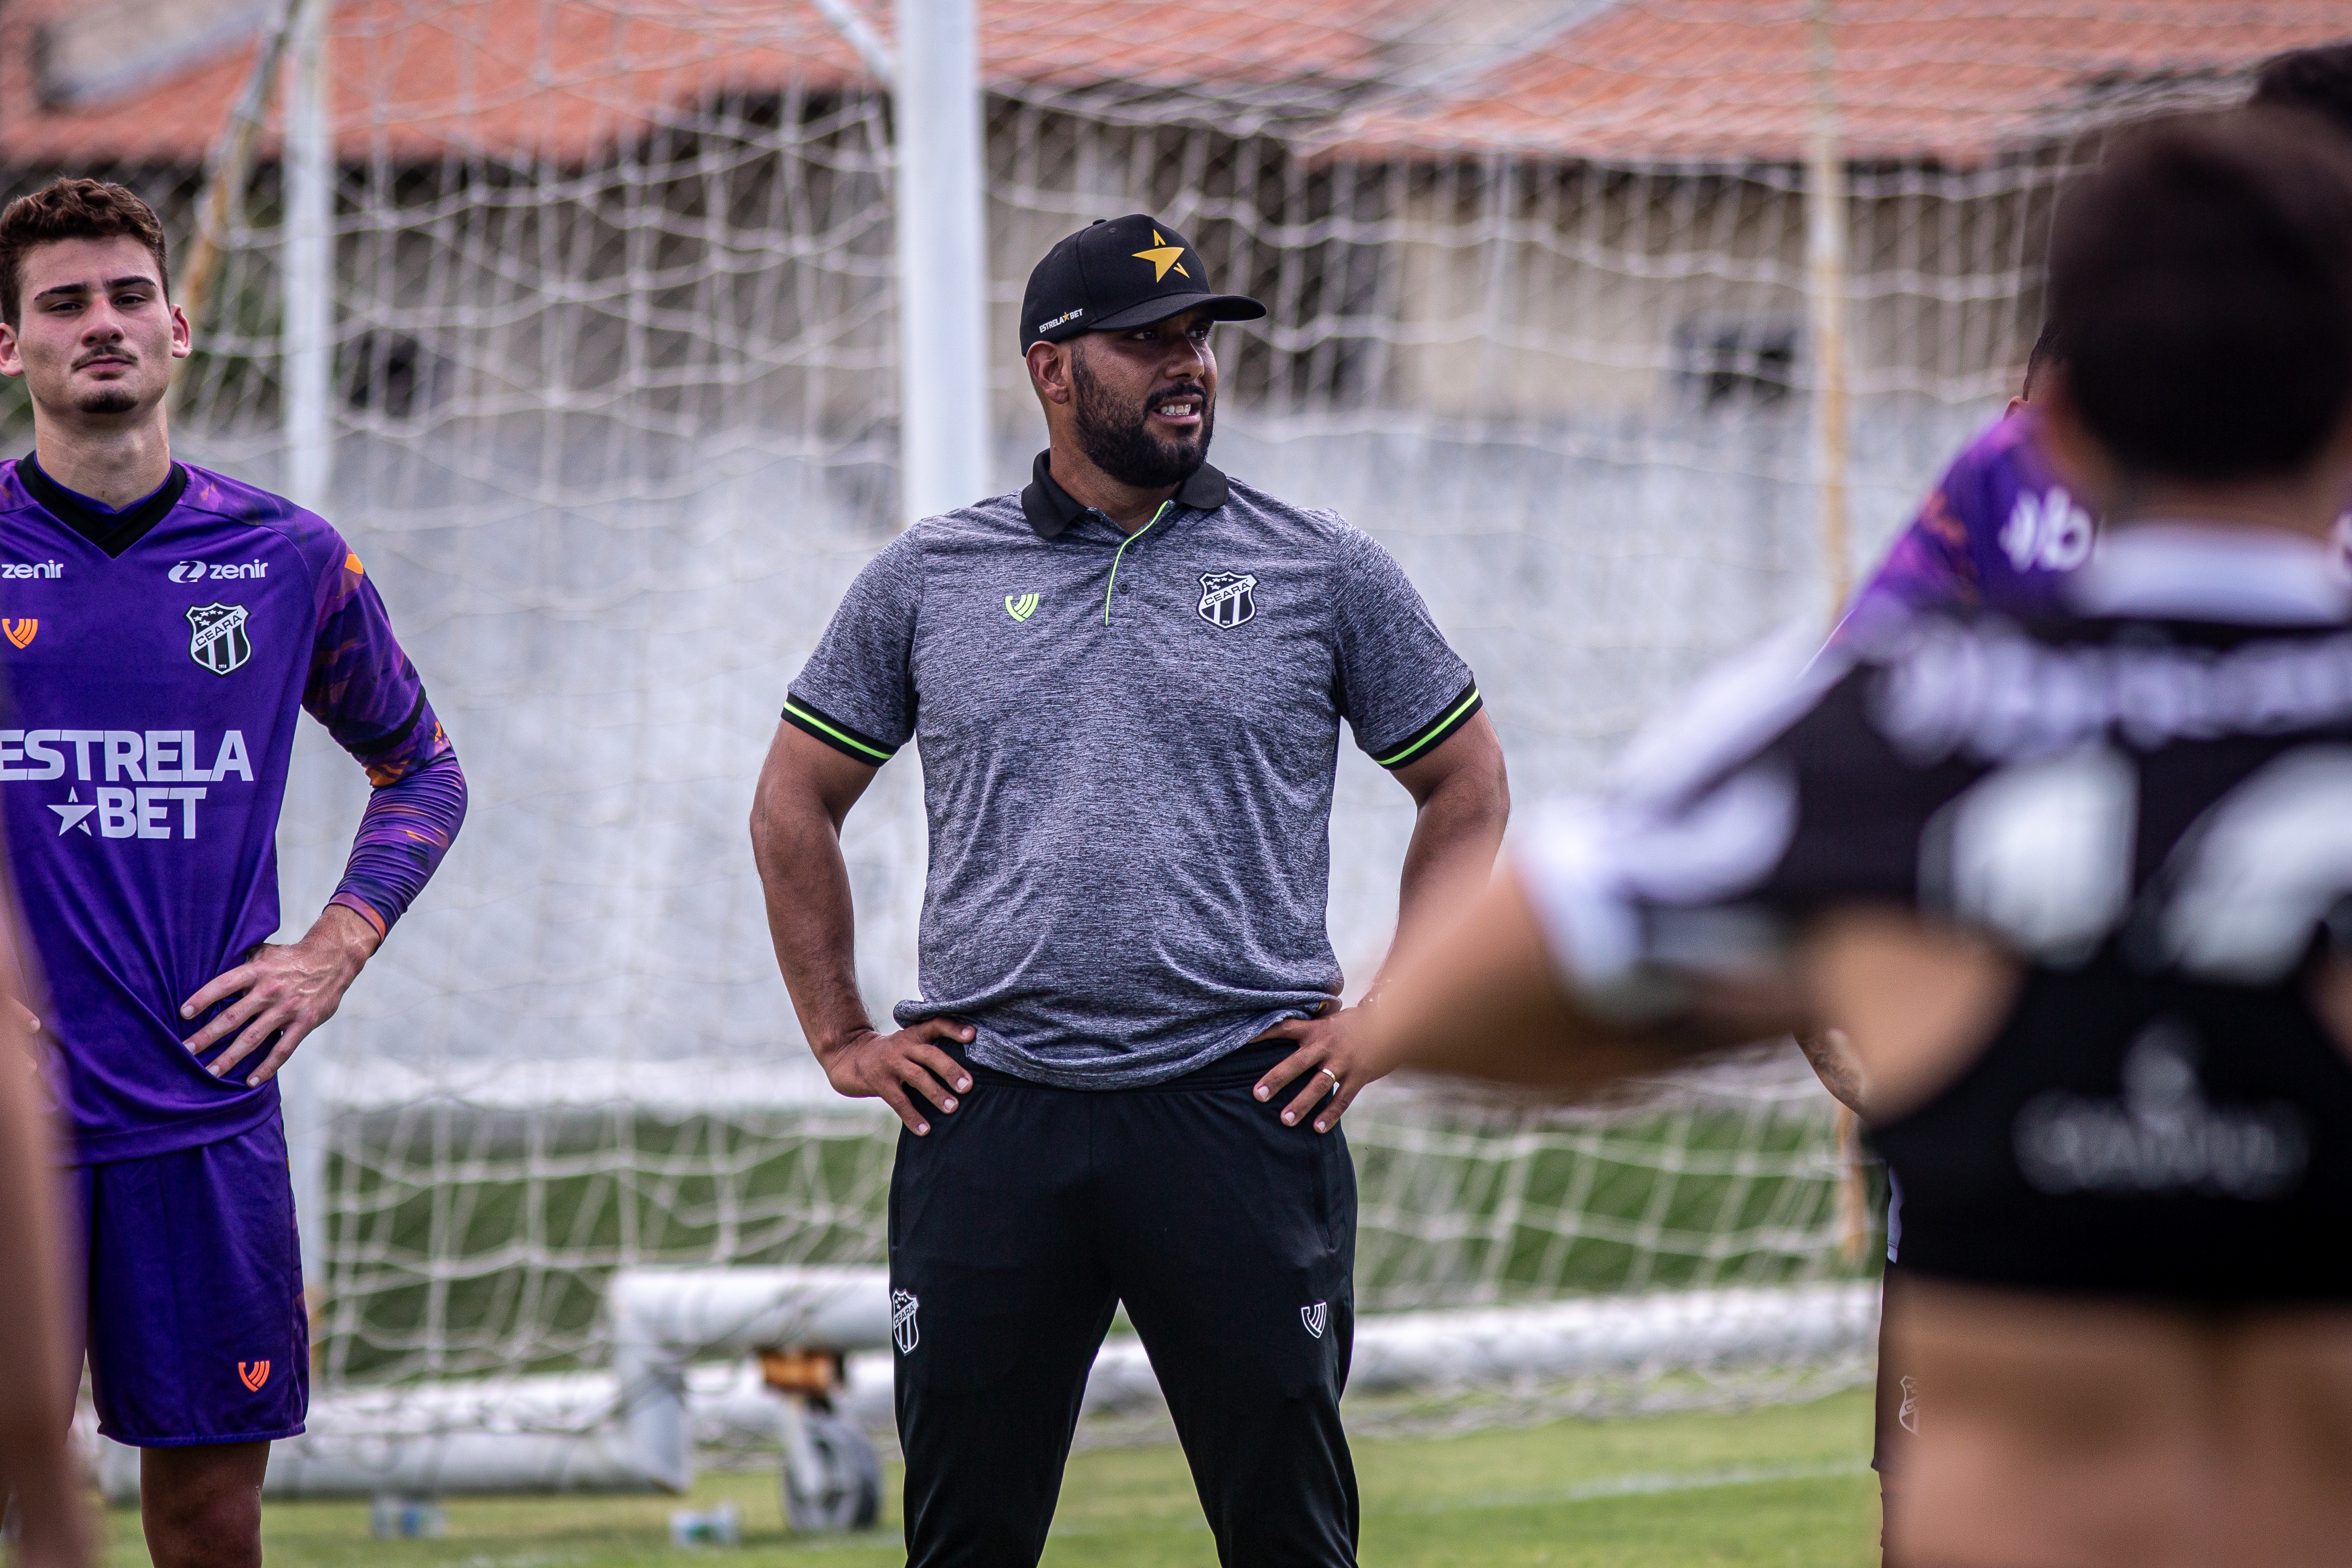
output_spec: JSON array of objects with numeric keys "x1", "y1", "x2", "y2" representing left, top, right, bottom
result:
[
  {"x1": 1069, "y1": 307, "x2": 1219, "y2": 488},
  {"x1": 0, "y1": 236, "x2": 190, "y2": 422}
]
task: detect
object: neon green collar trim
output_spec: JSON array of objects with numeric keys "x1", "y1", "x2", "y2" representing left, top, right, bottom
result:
[{"x1": 1103, "y1": 500, "x2": 1172, "y2": 624}]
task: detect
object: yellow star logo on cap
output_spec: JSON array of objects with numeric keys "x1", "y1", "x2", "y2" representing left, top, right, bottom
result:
[{"x1": 1132, "y1": 230, "x2": 1189, "y2": 282}]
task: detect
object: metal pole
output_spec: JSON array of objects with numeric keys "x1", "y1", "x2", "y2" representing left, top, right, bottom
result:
[
  {"x1": 1805, "y1": 0, "x2": 1871, "y2": 1264},
  {"x1": 283, "y1": 0, "x2": 333, "y2": 514},
  {"x1": 1804, "y1": 0, "x2": 1852, "y2": 621},
  {"x1": 892, "y1": 0, "x2": 991, "y2": 526},
  {"x1": 812, "y1": 0, "x2": 895, "y2": 86},
  {"x1": 281, "y1": 0, "x2": 332, "y2": 1313}
]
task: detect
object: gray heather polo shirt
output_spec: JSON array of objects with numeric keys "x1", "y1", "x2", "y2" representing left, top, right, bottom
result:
[{"x1": 784, "y1": 453, "x2": 1481, "y2": 1089}]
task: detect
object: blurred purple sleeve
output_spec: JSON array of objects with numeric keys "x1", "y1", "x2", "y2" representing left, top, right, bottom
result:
[
  {"x1": 303, "y1": 545, "x2": 466, "y2": 936},
  {"x1": 1829, "y1": 484, "x2": 1979, "y2": 649},
  {"x1": 1826, "y1": 411, "x2": 2068, "y2": 649}
]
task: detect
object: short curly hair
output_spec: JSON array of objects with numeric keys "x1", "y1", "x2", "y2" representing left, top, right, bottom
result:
[
  {"x1": 2253, "y1": 43, "x2": 2352, "y2": 142},
  {"x1": 0, "y1": 178, "x2": 171, "y2": 328},
  {"x1": 2050, "y1": 109, "x2": 2352, "y2": 482}
]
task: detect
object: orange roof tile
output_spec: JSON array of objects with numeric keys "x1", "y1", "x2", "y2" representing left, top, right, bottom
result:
[
  {"x1": 6, "y1": 1, "x2": 2343, "y2": 174},
  {"x1": 1328, "y1": 1, "x2": 2352, "y2": 166},
  {"x1": 0, "y1": 0, "x2": 1436, "y2": 169}
]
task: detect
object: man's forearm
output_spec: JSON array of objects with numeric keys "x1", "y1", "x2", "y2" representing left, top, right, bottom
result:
[
  {"x1": 751, "y1": 783, "x2": 873, "y2": 1060},
  {"x1": 306, "y1": 902, "x2": 383, "y2": 967},
  {"x1": 1378, "y1": 761, "x2": 1510, "y2": 997}
]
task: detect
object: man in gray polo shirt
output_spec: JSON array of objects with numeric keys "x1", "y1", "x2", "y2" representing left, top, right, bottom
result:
[{"x1": 750, "y1": 214, "x2": 1508, "y2": 1566}]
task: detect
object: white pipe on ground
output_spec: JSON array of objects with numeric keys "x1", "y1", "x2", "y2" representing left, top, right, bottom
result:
[{"x1": 93, "y1": 1273, "x2": 1877, "y2": 1502}]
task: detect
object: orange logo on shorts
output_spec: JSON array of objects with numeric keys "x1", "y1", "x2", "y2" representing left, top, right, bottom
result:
[{"x1": 238, "y1": 1361, "x2": 270, "y2": 1392}]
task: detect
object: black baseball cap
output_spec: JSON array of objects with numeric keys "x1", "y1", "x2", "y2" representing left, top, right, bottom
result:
[{"x1": 1019, "y1": 214, "x2": 1266, "y2": 352}]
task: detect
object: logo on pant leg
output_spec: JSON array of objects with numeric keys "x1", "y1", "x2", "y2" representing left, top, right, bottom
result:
[
  {"x1": 891, "y1": 1289, "x2": 920, "y2": 1354},
  {"x1": 238, "y1": 1360, "x2": 271, "y2": 1392},
  {"x1": 1300, "y1": 1301, "x2": 1327, "y2": 1339}
]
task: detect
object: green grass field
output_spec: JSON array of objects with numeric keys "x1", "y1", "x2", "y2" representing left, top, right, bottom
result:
[{"x1": 101, "y1": 1391, "x2": 1878, "y2": 1568}]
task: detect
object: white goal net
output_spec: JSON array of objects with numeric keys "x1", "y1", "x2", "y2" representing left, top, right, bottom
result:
[{"x1": 7, "y1": 0, "x2": 2337, "y2": 1474}]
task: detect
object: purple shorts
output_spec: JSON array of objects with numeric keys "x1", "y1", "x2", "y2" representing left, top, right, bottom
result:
[{"x1": 71, "y1": 1115, "x2": 309, "y2": 1446}]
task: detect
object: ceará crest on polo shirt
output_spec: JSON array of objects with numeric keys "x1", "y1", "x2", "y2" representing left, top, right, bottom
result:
[{"x1": 1197, "y1": 571, "x2": 1257, "y2": 628}]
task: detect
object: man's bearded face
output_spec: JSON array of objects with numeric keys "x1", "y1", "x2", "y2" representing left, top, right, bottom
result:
[{"x1": 1070, "y1": 337, "x2": 1214, "y2": 489}]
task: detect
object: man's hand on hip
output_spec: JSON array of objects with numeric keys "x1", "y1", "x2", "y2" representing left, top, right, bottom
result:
[
  {"x1": 1252, "y1": 1007, "x2": 1385, "y2": 1134},
  {"x1": 179, "y1": 903, "x2": 381, "y2": 1086},
  {"x1": 819, "y1": 1019, "x2": 975, "y2": 1136}
]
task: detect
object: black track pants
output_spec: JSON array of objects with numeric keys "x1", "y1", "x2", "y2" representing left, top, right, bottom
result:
[{"x1": 889, "y1": 1039, "x2": 1359, "y2": 1568}]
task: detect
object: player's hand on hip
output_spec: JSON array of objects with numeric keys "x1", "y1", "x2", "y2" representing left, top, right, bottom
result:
[
  {"x1": 180, "y1": 903, "x2": 381, "y2": 1087},
  {"x1": 1252, "y1": 1007, "x2": 1385, "y2": 1134},
  {"x1": 818, "y1": 1018, "x2": 974, "y2": 1136}
]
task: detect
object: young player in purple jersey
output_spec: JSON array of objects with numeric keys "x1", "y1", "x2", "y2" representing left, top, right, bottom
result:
[
  {"x1": 0, "y1": 181, "x2": 466, "y2": 1568},
  {"x1": 1832, "y1": 328, "x2": 2091, "y2": 649},
  {"x1": 1839, "y1": 43, "x2": 2352, "y2": 656}
]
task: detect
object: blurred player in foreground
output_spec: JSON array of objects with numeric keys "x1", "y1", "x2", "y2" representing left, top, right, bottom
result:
[
  {"x1": 753, "y1": 214, "x2": 1507, "y2": 1565},
  {"x1": 1362, "y1": 110, "x2": 2352, "y2": 1567},
  {"x1": 1817, "y1": 42, "x2": 2352, "y2": 1548},
  {"x1": 0, "y1": 931, "x2": 89, "y2": 1568},
  {"x1": 0, "y1": 180, "x2": 467, "y2": 1568}
]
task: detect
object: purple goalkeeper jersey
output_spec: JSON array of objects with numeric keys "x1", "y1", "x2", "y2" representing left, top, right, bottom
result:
[
  {"x1": 0, "y1": 456, "x2": 463, "y2": 1163},
  {"x1": 1832, "y1": 410, "x2": 2094, "y2": 644}
]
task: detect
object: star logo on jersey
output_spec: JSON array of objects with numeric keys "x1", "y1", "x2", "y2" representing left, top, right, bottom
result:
[
  {"x1": 1300, "y1": 1301, "x2": 1328, "y2": 1339},
  {"x1": 48, "y1": 790, "x2": 94, "y2": 836},
  {"x1": 890, "y1": 1289, "x2": 920, "y2": 1354},
  {"x1": 2, "y1": 618, "x2": 36, "y2": 649},
  {"x1": 186, "y1": 603, "x2": 252, "y2": 675},
  {"x1": 1132, "y1": 230, "x2": 1189, "y2": 283},
  {"x1": 1198, "y1": 571, "x2": 1257, "y2": 628},
  {"x1": 238, "y1": 1360, "x2": 271, "y2": 1392}
]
